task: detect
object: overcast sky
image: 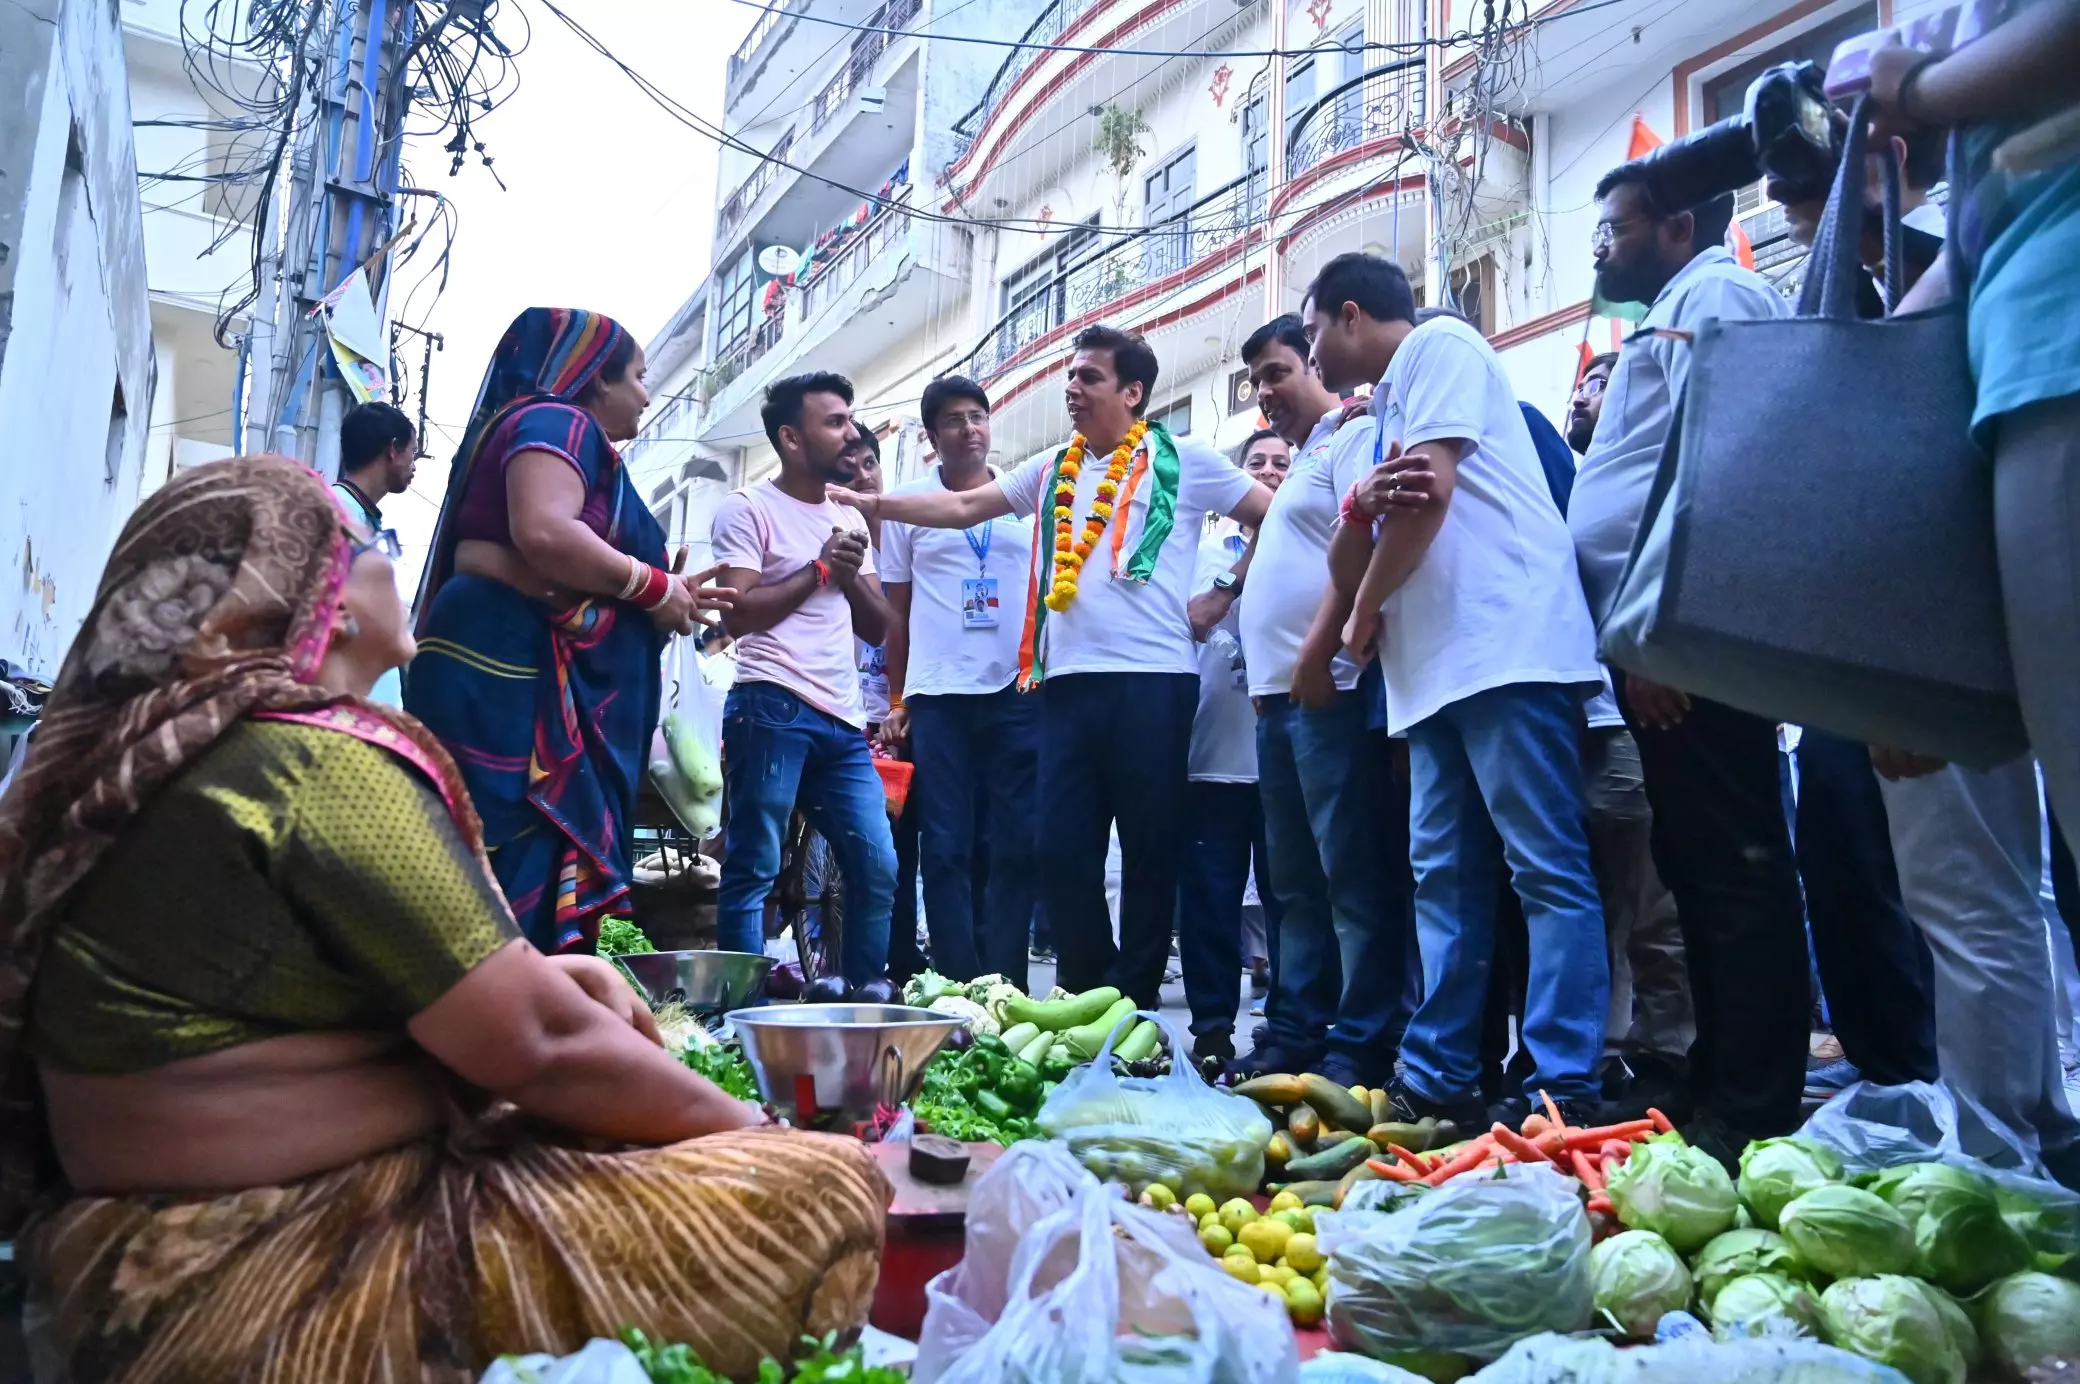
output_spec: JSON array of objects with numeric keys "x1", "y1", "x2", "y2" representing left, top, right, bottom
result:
[{"x1": 388, "y1": 0, "x2": 755, "y2": 588}]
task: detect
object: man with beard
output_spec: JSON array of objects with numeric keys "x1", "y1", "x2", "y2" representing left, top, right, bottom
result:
[
  {"x1": 1567, "y1": 168, "x2": 1806, "y2": 1161},
  {"x1": 832, "y1": 327, "x2": 1272, "y2": 1008},
  {"x1": 711, "y1": 372, "x2": 898, "y2": 984},
  {"x1": 1565, "y1": 354, "x2": 1616, "y2": 455}
]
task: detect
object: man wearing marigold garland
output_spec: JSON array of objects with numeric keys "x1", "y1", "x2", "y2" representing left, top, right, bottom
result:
[{"x1": 832, "y1": 325, "x2": 1273, "y2": 1007}]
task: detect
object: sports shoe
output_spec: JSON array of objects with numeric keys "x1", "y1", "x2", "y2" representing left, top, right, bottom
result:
[
  {"x1": 1240, "y1": 1044, "x2": 1313, "y2": 1079},
  {"x1": 1680, "y1": 1109, "x2": 1754, "y2": 1176},
  {"x1": 1314, "y1": 1053, "x2": 1365, "y2": 1092},
  {"x1": 1803, "y1": 1057, "x2": 1862, "y2": 1100},
  {"x1": 1029, "y1": 944, "x2": 1056, "y2": 963},
  {"x1": 1385, "y1": 1078, "x2": 1487, "y2": 1141}
]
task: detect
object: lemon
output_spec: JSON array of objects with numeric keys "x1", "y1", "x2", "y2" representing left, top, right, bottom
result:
[
  {"x1": 1223, "y1": 1241, "x2": 1258, "y2": 1266},
  {"x1": 1312, "y1": 1265, "x2": 1329, "y2": 1292},
  {"x1": 1261, "y1": 1264, "x2": 1296, "y2": 1289},
  {"x1": 1199, "y1": 1211, "x2": 1222, "y2": 1233},
  {"x1": 1217, "y1": 1198, "x2": 1258, "y2": 1236},
  {"x1": 1272, "y1": 1208, "x2": 1310, "y2": 1235},
  {"x1": 1267, "y1": 1190, "x2": 1303, "y2": 1215},
  {"x1": 1222, "y1": 1253, "x2": 1261, "y2": 1285},
  {"x1": 1142, "y1": 1183, "x2": 1177, "y2": 1211},
  {"x1": 1198, "y1": 1223, "x2": 1234, "y2": 1256},
  {"x1": 1283, "y1": 1231, "x2": 1325, "y2": 1274},
  {"x1": 1183, "y1": 1192, "x2": 1217, "y2": 1222},
  {"x1": 1258, "y1": 1281, "x2": 1288, "y2": 1303},
  {"x1": 1238, "y1": 1217, "x2": 1293, "y2": 1264},
  {"x1": 1285, "y1": 1277, "x2": 1325, "y2": 1326}
]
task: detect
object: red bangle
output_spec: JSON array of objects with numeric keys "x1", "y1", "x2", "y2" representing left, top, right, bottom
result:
[
  {"x1": 812, "y1": 559, "x2": 831, "y2": 587},
  {"x1": 1339, "y1": 481, "x2": 1371, "y2": 527},
  {"x1": 631, "y1": 563, "x2": 673, "y2": 610}
]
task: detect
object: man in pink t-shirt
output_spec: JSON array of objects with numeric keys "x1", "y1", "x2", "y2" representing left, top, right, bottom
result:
[{"x1": 709, "y1": 372, "x2": 898, "y2": 986}]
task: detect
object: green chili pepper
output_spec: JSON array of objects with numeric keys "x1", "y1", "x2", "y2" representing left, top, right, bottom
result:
[{"x1": 974, "y1": 1088, "x2": 1014, "y2": 1123}]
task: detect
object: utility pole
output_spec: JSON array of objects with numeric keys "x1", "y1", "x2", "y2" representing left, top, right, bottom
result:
[{"x1": 246, "y1": 0, "x2": 414, "y2": 478}]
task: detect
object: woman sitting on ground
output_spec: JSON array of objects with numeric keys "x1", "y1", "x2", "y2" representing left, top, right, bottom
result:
[{"x1": 0, "y1": 456, "x2": 888, "y2": 1381}]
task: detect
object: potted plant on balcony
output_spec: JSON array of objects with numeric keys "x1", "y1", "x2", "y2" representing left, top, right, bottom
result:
[{"x1": 1094, "y1": 102, "x2": 1152, "y2": 227}]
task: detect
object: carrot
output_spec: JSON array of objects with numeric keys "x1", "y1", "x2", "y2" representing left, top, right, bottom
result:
[
  {"x1": 1368, "y1": 1156, "x2": 1420, "y2": 1182},
  {"x1": 1388, "y1": 1143, "x2": 1432, "y2": 1174},
  {"x1": 1520, "y1": 1112, "x2": 1553, "y2": 1138},
  {"x1": 1571, "y1": 1149, "x2": 1606, "y2": 1191},
  {"x1": 1560, "y1": 1120, "x2": 1656, "y2": 1148},
  {"x1": 1600, "y1": 1139, "x2": 1633, "y2": 1165},
  {"x1": 1647, "y1": 1107, "x2": 1675, "y2": 1135},
  {"x1": 1587, "y1": 1192, "x2": 1614, "y2": 1216},
  {"x1": 1423, "y1": 1137, "x2": 1497, "y2": 1185},
  {"x1": 1539, "y1": 1088, "x2": 1566, "y2": 1131},
  {"x1": 1491, "y1": 1123, "x2": 1552, "y2": 1165}
]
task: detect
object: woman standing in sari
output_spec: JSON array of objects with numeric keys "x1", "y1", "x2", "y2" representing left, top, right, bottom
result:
[
  {"x1": 410, "y1": 307, "x2": 729, "y2": 952},
  {"x1": 1, "y1": 457, "x2": 888, "y2": 1380}
]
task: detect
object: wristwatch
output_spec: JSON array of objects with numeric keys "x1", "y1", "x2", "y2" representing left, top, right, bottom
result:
[{"x1": 1212, "y1": 570, "x2": 1243, "y2": 595}]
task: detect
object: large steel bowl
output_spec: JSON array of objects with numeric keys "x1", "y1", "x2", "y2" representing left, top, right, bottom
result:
[
  {"x1": 619, "y1": 950, "x2": 771, "y2": 1014},
  {"x1": 725, "y1": 1004, "x2": 965, "y2": 1121}
]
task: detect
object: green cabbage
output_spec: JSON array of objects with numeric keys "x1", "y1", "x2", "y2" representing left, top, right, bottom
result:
[
  {"x1": 1818, "y1": 1275, "x2": 1966, "y2": 1384},
  {"x1": 1780, "y1": 1185, "x2": 1916, "y2": 1279},
  {"x1": 1604, "y1": 1140, "x2": 1739, "y2": 1253},
  {"x1": 1738, "y1": 1137, "x2": 1845, "y2": 1231},
  {"x1": 1690, "y1": 1228, "x2": 1809, "y2": 1312},
  {"x1": 1976, "y1": 1271, "x2": 2080, "y2": 1380},
  {"x1": 1912, "y1": 1180, "x2": 2031, "y2": 1294},
  {"x1": 1914, "y1": 1282, "x2": 1979, "y2": 1375},
  {"x1": 1709, "y1": 1272, "x2": 1819, "y2": 1341},
  {"x1": 1588, "y1": 1230, "x2": 1693, "y2": 1340},
  {"x1": 1864, "y1": 1162, "x2": 1993, "y2": 1224}
]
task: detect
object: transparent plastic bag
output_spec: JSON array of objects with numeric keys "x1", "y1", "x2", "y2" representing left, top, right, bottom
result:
[
  {"x1": 1799, "y1": 1081, "x2": 2080, "y2": 1265},
  {"x1": 913, "y1": 1142, "x2": 1100, "y2": 1381},
  {"x1": 1467, "y1": 1331, "x2": 1911, "y2": 1383},
  {"x1": 652, "y1": 636, "x2": 724, "y2": 838},
  {"x1": 1036, "y1": 1011, "x2": 1273, "y2": 1201},
  {"x1": 927, "y1": 1182, "x2": 1298, "y2": 1384},
  {"x1": 1317, "y1": 1164, "x2": 1594, "y2": 1364},
  {"x1": 478, "y1": 1339, "x2": 649, "y2": 1384},
  {"x1": 1295, "y1": 1355, "x2": 1433, "y2": 1384}
]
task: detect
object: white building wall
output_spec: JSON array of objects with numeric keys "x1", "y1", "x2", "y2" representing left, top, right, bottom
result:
[{"x1": 0, "y1": 0, "x2": 156, "y2": 677}]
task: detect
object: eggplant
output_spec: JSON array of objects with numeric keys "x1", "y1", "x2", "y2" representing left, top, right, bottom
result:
[
  {"x1": 853, "y1": 977, "x2": 899, "y2": 1006},
  {"x1": 801, "y1": 975, "x2": 852, "y2": 1004},
  {"x1": 943, "y1": 1025, "x2": 975, "y2": 1053},
  {"x1": 764, "y1": 962, "x2": 805, "y2": 1001}
]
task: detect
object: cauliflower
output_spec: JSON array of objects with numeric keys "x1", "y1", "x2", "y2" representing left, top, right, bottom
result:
[
  {"x1": 902, "y1": 969, "x2": 960, "y2": 1007},
  {"x1": 980, "y1": 982, "x2": 1026, "y2": 1027},
  {"x1": 927, "y1": 995, "x2": 999, "y2": 1036}
]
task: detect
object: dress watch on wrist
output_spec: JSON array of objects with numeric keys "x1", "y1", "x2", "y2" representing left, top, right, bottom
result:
[{"x1": 1212, "y1": 571, "x2": 1243, "y2": 596}]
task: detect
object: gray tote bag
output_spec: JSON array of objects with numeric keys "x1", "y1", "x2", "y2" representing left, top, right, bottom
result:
[{"x1": 1599, "y1": 102, "x2": 2026, "y2": 768}]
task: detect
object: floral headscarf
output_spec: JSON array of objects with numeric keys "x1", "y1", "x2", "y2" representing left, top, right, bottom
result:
[{"x1": 0, "y1": 455, "x2": 482, "y2": 1231}]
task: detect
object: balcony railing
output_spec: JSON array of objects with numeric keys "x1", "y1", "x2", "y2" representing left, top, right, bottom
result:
[
  {"x1": 812, "y1": 0, "x2": 921, "y2": 133},
  {"x1": 717, "y1": 129, "x2": 794, "y2": 244},
  {"x1": 1285, "y1": 59, "x2": 1425, "y2": 181},
  {"x1": 711, "y1": 314, "x2": 786, "y2": 399},
  {"x1": 799, "y1": 193, "x2": 914, "y2": 320},
  {"x1": 955, "y1": 173, "x2": 1255, "y2": 379},
  {"x1": 950, "y1": 0, "x2": 1101, "y2": 154},
  {"x1": 728, "y1": 2, "x2": 794, "y2": 87}
]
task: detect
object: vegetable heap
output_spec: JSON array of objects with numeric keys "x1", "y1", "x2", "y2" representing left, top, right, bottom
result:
[
  {"x1": 679, "y1": 1041, "x2": 759, "y2": 1102},
  {"x1": 913, "y1": 1033, "x2": 1051, "y2": 1146},
  {"x1": 622, "y1": 1329, "x2": 903, "y2": 1384},
  {"x1": 597, "y1": 917, "x2": 656, "y2": 957}
]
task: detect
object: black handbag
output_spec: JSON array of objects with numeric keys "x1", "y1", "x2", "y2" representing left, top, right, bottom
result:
[{"x1": 1599, "y1": 99, "x2": 2026, "y2": 768}]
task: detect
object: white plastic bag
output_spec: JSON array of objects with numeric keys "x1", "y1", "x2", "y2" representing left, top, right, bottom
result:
[
  {"x1": 927, "y1": 1182, "x2": 1298, "y2": 1384},
  {"x1": 651, "y1": 635, "x2": 724, "y2": 837},
  {"x1": 1317, "y1": 1164, "x2": 1594, "y2": 1365},
  {"x1": 1467, "y1": 1330, "x2": 1912, "y2": 1383},
  {"x1": 478, "y1": 1339, "x2": 649, "y2": 1384},
  {"x1": 914, "y1": 1141, "x2": 1100, "y2": 1380},
  {"x1": 1036, "y1": 1011, "x2": 1273, "y2": 1201}
]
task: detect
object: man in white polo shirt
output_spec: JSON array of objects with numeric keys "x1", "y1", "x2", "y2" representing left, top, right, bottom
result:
[
  {"x1": 831, "y1": 325, "x2": 1272, "y2": 1007},
  {"x1": 1310, "y1": 251, "x2": 1609, "y2": 1131},
  {"x1": 879, "y1": 376, "x2": 1041, "y2": 987}
]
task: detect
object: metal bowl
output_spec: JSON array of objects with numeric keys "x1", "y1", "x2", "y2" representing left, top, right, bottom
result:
[
  {"x1": 724, "y1": 1004, "x2": 965, "y2": 1121},
  {"x1": 619, "y1": 950, "x2": 771, "y2": 1014}
]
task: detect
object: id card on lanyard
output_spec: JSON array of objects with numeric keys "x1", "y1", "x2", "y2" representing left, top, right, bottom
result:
[{"x1": 959, "y1": 519, "x2": 999, "y2": 629}]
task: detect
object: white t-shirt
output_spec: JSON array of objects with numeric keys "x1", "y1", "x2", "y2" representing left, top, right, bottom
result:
[
  {"x1": 1570, "y1": 247, "x2": 1789, "y2": 626},
  {"x1": 857, "y1": 637, "x2": 890, "y2": 724},
  {"x1": 1240, "y1": 410, "x2": 1366, "y2": 698},
  {"x1": 709, "y1": 479, "x2": 877, "y2": 727},
  {"x1": 1189, "y1": 527, "x2": 1258, "y2": 783},
  {"x1": 998, "y1": 431, "x2": 1255, "y2": 678},
  {"x1": 1336, "y1": 316, "x2": 1602, "y2": 736},
  {"x1": 878, "y1": 465, "x2": 1035, "y2": 698}
]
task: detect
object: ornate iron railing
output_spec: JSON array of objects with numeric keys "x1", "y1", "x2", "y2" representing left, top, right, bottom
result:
[
  {"x1": 954, "y1": 173, "x2": 1254, "y2": 380},
  {"x1": 949, "y1": 0, "x2": 1100, "y2": 155},
  {"x1": 811, "y1": 0, "x2": 922, "y2": 132},
  {"x1": 717, "y1": 129, "x2": 794, "y2": 244},
  {"x1": 1284, "y1": 59, "x2": 1424, "y2": 181}
]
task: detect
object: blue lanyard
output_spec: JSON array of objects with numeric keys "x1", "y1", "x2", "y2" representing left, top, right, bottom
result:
[{"x1": 963, "y1": 519, "x2": 993, "y2": 574}]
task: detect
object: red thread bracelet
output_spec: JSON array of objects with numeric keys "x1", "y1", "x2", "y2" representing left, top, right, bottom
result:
[
  {"x1": 812, "y1": 559, "x2": 831, "y2": 587},
  {"x1": 1339, "y1": 481, "x2": 1373, "y2": 528},
  {"x1": 632, "y1": 564, "x2": 673, "y2": 610}
]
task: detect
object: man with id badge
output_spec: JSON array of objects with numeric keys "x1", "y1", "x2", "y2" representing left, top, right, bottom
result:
[{"x1": 878, "y1": 377, "x2": 1041, "y2": 986}]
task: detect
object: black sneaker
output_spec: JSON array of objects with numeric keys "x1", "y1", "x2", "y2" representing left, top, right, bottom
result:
[
  {"x1": 1680, "y1": 1109, "x2": 1754, "y2": 1176},
  {"x1": 1385, "y1": 1079, "x2": 1487, "y2": 1141},
  {"x1": 1192, "y1": 1031, "x2": 1236, "y2": 1071},
  {"x1": 1487, "y1": 1094, "x2": 1531, "y2": 1132},
  {"x1": 1314, "y1": 1053, "x2": 1364, "y2": 1092},
  {"x1": 1240, "y1": 1044, "x2": 1313, "y2": 1078}
]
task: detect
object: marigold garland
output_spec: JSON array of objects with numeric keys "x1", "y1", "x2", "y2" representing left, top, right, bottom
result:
[{"x1": 1043, "y1": 420, "x2": 1148, "y2": 612}]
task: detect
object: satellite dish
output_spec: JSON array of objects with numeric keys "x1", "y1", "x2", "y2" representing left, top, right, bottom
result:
[{"x1": 757, "y1": 244, "x2": 801, "y2": 277}]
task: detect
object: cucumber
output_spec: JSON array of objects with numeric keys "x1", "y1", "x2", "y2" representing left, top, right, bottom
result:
[
  {"x1": 1003, "y1": 985, "x2": 1123, "y2": 1033},
  {"x1": 1112, "y1": 1019, "x2": 1160, "y2": 1064},
  {"x1": 1063, "y1": 997, "x2": 1139, "y2": 1060},
  {"x1": 1282, "y1": 1135, "x2": 1379, "y2": 1182},
  {"x1": 1000, "y1": 1022, "x2": 1042, "y2": 1055},
  {"x1": 1018, "y1": 1028, "x2": 1056, "y2": 1065}
]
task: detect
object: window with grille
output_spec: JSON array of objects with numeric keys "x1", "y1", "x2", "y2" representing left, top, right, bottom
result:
[{"x1": 716, "y1": 251, "x2": 756, "y2": 355}]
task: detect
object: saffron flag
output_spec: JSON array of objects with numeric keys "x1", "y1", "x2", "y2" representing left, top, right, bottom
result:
[{"x1": 1629, "y1": 112, "x2": 1756, "y2": 267}]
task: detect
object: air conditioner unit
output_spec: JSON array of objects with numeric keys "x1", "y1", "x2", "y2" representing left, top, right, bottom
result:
[
  {"x1": 860, "y1": 86, "x2": 886, "y2": 115},
  {"x1": 1226, "y1": 368, "x2": 1256, "y2": 416}
]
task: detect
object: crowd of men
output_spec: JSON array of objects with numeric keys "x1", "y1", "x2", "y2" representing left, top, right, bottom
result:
[{"x1": 703, "y1": 68, "x2": 2080, "y2": 1176}]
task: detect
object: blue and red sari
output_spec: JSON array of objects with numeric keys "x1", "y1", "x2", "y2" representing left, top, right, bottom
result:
[{"x1": 407, "y1": 308, "x2": 666, "y2": 952}]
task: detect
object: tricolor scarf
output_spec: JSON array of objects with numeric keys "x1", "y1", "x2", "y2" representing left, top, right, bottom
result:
[{"x1": 1016, "y1": 422, "x2": 1182, "y2": 688}]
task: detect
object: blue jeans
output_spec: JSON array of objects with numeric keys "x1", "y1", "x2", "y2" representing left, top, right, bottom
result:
[
  {"x1": 909, "y1": 684, "x2": 1042, "y2": 988},
  {"x1": 1403, "y1": 682, "x2": 1610, "y2": 1104},
  {"x1": 716, "y1": 681, "x2": 896, "y2": 986},
  {"x1": 1256, "y1": 690, "x2": 1414, "y2": 1078},
  {"x1": 1177, "y1": 780, "x2": 1280, "y2": 1044}
]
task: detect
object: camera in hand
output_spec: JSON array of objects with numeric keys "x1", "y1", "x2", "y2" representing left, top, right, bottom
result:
[{"x1": 1630, "y1": 61, "x2": 1842, "y2": 211}]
